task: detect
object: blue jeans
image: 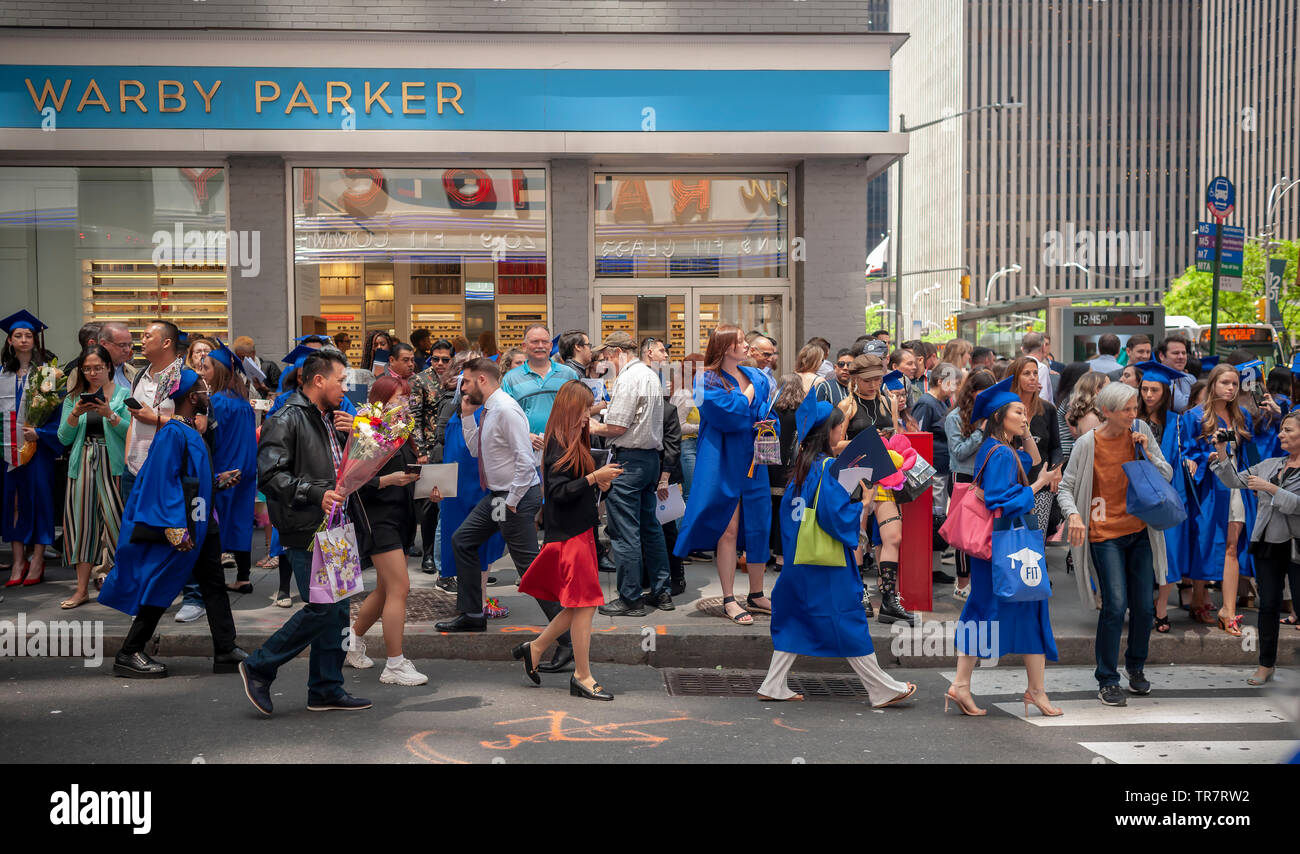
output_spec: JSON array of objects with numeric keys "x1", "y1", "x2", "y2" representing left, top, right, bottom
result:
[
  {"x1": 1089, "y1": 530, "x2": 1154, "y2": 687},
  {"x1": 680, "y1": 437, "x2": 697, "y2": 500},
  {"x1": 605, "y1": 448, "x2": 670, "y2": 604},
  {"x1": 243, "y1": 547, "x2": 349, "y2": 702}
]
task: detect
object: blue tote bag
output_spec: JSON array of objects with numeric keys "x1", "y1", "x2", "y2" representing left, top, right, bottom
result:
[
  {"x1": 992, "y1": 515, "x2": 1051, "y2": 602},
  {"x1": 1122, "y1": 429, "x2": 1187, "y2": 531}
]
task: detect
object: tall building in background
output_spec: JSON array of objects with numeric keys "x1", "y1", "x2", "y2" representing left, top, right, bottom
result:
[
  {"x1": 1200, "y1": 0, "x2": 1300, "y2": 242},
  {"x1": 893, "y1": 0, "x2": 1205, "y2": 335}
]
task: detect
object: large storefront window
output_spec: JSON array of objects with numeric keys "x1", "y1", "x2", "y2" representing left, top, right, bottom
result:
[
  {"x1": 293, "y1": 167, "x2": 547, "y2": 364},
  {"x1": 0, "y1": 166, "x2": 229, "y2": 359},
  {"x1": 594, "y1": 173, "x2": 788, "y2": 279}
]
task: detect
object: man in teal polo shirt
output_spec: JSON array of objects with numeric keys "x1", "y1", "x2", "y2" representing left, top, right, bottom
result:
[{"x1": 502, "y1": 324, "x2": 580, "y2": 451}]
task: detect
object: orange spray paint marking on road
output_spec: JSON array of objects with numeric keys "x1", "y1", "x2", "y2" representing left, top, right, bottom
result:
[
  {"x1": 481, "y1": 710, "x2": 731, "y2": 751},
  {"x1": 406, "y1": 731, "x2": 469, "y2": 764},
  {"x1": 772, "y1": 718, "x2": 807, "y2": 733}
]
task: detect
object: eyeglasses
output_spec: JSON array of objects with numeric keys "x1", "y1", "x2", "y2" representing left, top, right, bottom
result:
[
  {"x1": 836, "y1": 361, "x2": 853, "y2": 368},
  {"x1": 81, "y1": 365, "x2": 107, "y2": 374},
  {"x1": 430, "y1": 355, "x2": 451, "y2": 363}
]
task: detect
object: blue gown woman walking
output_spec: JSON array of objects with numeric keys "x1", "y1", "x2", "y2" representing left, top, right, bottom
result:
[
  {"x1": 204, "y1": 341, "x2": 259, "y2": 592},
  {"x1": 946, "y1": 376, "x2": 1060, "y2": 717},
  {"x1": 756, "y1": 391, "x2": 916, "y2": 708},
  {"x1": 673, "y1": 324, "x2": 775, "y2": 625}
]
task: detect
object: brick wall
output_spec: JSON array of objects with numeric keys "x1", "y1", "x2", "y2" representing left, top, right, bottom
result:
[
  {"x1": 796, "y1": 158, "x2": 868, "y2": 351},
  {"x1": 226, "y1": 155, "x2": 290, "y2": 354},
  {"x1": 0, "y1": 1, "x2": 888, "y2": 31}
]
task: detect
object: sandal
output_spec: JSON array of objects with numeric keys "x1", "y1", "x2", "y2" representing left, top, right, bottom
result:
[
  {"x1": 1154, "y1": 615, "x2": 1171, "y2": 633},
  {"x1": 721, "y1": 595, "x2": 753, "y2": 625},
  {"x1": 1193, "y1": 604, "x2": 1218, "y2": 625},
  {"x1": 757, "y1": 692, "x2": 804, "y2": 702},
  {"x1": 745, "y1": 591, "x2": 772, "y2": 615},
  {"x1": 1281, "y1": 615, "x2": 1299, "y2": 626},
  {"x1": 872, "y1": 682, "x2": 918, "y2": 709},
  {"x1": 60, "y1": 596, "x2": 88, "y2": 610},
  {"x1": 255, "y1": 555, "x2": 278, "y2": 569},
  {"x1": 1217, "y1": 612, "x2": 1243, "y2": 637}
]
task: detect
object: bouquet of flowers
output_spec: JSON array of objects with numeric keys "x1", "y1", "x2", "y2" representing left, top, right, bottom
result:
[
  {"x1": 334, "y1": 399, "x2": 416, "y2": 497},
  {"x1": 15, "y1": 361, "x2": 65, "y2": 466}
]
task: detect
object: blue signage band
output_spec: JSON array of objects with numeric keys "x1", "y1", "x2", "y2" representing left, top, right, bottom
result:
[{"x1": 2, "y1": 66, "x2": 890, "y2": 132}]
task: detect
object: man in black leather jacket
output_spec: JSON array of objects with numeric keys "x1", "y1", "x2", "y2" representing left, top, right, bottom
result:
[{"x1": 238, "y1": 349, "x2": 371, "y2": 717}]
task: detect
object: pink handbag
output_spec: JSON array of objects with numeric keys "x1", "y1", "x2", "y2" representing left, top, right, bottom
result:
[{"x1": 939, "y1": 447, "x2": 1024, "y2": 561}]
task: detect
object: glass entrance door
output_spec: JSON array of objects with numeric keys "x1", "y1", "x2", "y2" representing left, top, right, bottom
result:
[{"x1": 593, "y1": 286, "x2": 790, "y2": 365}]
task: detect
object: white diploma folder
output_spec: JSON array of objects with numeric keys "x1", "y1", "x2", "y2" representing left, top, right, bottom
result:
[{"x1": 415, "y1": 463, "x2": 458, "y2": 500}]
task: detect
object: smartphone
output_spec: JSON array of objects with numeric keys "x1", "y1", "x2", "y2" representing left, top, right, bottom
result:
[
  {"x1": 404, "y1": 464, "x2": 422, "y2": 475},
  {"x1": 124, "y1": 397, "x2": 143, "y2": 411},
  {"x1": 80, "y1": 390, "x2": 104, "y2": 404}
]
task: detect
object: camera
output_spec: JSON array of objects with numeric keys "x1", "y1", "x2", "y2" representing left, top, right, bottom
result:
[{"x1": 1214, "y1": 429, "x2": 1235, "y2": 444}]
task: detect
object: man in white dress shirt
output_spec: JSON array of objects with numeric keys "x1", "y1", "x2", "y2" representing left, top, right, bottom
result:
[{"x1": 435, "y1": 357, "x2": 550, "y2": 633}]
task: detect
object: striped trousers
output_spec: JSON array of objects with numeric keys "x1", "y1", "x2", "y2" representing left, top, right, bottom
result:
[{"x1": 64, "y1": 438, "x2": 123, "y2": 573}]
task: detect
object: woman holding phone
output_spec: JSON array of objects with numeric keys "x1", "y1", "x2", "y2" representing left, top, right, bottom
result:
[
  {"x1": 56, "y1": 343, "x2": 131, "y2": 607},
  {"x1": 514, "y1": 380, "x2": 623, "y2": 700},
  {"x1": 363, "y1": 330, "x2": 394, "y2": 379},
  {"x1": 344, "y1": 374, "x2": 427, "y2": 686}
]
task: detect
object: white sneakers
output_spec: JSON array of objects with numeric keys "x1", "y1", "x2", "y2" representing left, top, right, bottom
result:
[
  {"x1": 952, "y1": 585, "x2": 970, "y2": 602},
  {"x1": 344, "y1": 636, "x2": 374, "y2": 669},
  {"x1": 380, "y1": 657, "x2": 428, "y2": 686},
  {"x1": 346, "y1": 637, "x2": 428, "y2": 686},
  {"x1": 175, "y1": 604, "x2": 206, "y2": 623}
]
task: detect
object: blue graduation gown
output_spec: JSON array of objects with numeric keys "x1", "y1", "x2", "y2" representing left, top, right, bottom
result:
[
  {"x1": 439, "y1": 408, "x2": 504, "y2": 574},
  {"x1": 957, "y1": 438, "x2": 1058, "y2": 660},
  {"x1": 2, "y1": 379, "x2": 63, "y2": 546},
  {"x1": 1150, "y1": 415, "x2": 1195, "y2": 583},
  {"x1": 673, "y1": 366, "x2": 775, "y2": 562},
  {"x1": 771, "y1": 458, "x2": 875, "y2": 657},
  {"x1": 99, "y1": 420, "x2": 214, "y2": 615},
  {"x1": 1180, "y1": 405, "x2": 1256, "y2": 579},
  {"x1": 210, "y1": 391, "x2": 258, "y2": 552}
]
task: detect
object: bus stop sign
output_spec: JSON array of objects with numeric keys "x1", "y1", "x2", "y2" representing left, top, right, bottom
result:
[{"x1": 1206, "y1": 176, "x2": 1235, "y2": 220}]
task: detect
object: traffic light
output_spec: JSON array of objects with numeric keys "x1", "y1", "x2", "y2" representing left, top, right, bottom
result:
[
  {"x1": 960, "y1": 274, "x2": 971, "y2": 301},
  {"x1": 1256, "y1": 297, "x2": 1267, "y2": 323},
  {"x1": 944, "y1": 315, "x2": 957, "y2": 332}
]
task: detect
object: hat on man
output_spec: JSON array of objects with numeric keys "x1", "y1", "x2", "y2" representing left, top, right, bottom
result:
[{"x1": 594, "y1": 330, "x2": 637, "y2": 352}]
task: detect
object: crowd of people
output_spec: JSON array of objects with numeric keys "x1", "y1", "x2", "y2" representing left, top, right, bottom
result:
[{"x1": 2, "y1": 309, "x2": 1298, "y2": 717}]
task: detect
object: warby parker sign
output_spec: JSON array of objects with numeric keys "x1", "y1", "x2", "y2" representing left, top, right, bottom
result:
[{"x1": 0, "y1": 66, "x2": 889, "y2": 132}]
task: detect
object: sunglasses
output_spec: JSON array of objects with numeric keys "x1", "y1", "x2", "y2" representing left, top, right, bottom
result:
[
  {"x1": 836, "y1": 361, "x2": 853, "y2": 368},
  {"x1": 430, "y1": 355, "x2": 451, "y2": 363}
]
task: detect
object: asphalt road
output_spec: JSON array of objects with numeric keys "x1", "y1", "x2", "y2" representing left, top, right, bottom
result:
[{"x1": 3, "y1": 657, "x2": 1297, "y2": 764}]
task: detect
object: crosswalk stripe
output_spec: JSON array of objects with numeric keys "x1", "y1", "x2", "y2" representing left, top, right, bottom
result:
[
  {"x1": 940, "y1": 666, "x2": 1293, "y2": 695},
  {"x1": 993, "y1": 697, "x2": 1292, "y2": 727},
  {"x1": 1079, "y1": 740, "x2": 1296, "y2": 764}
]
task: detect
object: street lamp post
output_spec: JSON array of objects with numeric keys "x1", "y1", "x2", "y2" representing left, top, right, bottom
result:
[
  {"x1": 1263, "y1": 176, "x2": 1300, "y2": 236},
  {"x1": 983, "y1": 263, "x2": 1022, "y2": 304},
  {"x1": 893, "y1": 100, "x2": 1022, "y2": 342}
]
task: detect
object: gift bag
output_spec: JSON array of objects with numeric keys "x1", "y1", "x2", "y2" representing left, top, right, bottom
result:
[
  {"x1": 992, "y1": 515, "x2": 1051, "y2": 602},
  {"x1": 752, "y1": 419, "x2": 781, "y2": 465},
  {"x1": 895, "y1": 455, "x2": 936, "y2": 505},
  {"x1": 309, "y1": 506, "x2": 365, "y2": 603}
]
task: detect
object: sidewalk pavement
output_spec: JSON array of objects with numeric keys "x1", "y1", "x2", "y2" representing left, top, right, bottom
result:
[{"x1": 2, "y1": 542, "x2": 1295, "y2": 670}]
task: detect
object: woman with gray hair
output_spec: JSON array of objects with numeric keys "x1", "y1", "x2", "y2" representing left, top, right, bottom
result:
[{"x1": 1057, "y1": 381, "x2": 1173, "y2": 708}]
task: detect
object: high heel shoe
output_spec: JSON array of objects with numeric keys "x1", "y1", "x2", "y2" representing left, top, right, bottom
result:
[
  {"x1": 1217, "y1": 612, "x2": 1243, "y2": 637},
  {"x1": 4, "y1": 566, "x2": 27, "y2": 588},
  {"x1": 510, "y1": 641, "x2": 541, "y2": 685},
  {"x1": 1023, "y1": 690, "x2": 1063, "y2": 717},
  {"x1": 1246, "y1": 667, "x2": 1274, "y2": 686},
  {"x1": 21, "y1": 561, "x2": 45, "y2": 586},
  {"x1": 943, "y1": 684, "x2": 986, "y2": 716},
  {"x1": 570, "y1": 676, "x2": 614, "y2": 701}
]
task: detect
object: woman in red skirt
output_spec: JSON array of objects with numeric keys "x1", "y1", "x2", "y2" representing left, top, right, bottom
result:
[{"x1": 513, "y1": 380, "x2": 623, "y2": 700}]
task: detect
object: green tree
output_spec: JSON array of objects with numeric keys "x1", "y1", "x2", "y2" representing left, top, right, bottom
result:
[{"x1": 1163, "y1": 238, "x2": 1299, "y2": 340}]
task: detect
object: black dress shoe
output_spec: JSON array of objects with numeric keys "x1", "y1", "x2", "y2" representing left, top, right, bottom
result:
[
  {"x1": 307, "y1": 692, "x2": 372, "y2": 711},
  {"x1": 646, "y1": 592, "x2": 675, "y2": 611},
  {"x1": 510, "y1": 642, "x2": 542, "y2": 685},
  {"x1": 238, "y1": 661, "x2": 273, "y2": 716},
  {"x1": 113, "y1": 650, "x2": 167, "y2": 679},
  {"x1": 435, "y1": 613, "x2": 486, "y2": 632},
  {"x1": 669, "y1": 577, "x2": 687, "y2": 597},
  {"x1": 689, "y1": 550, "x2": 714, "y2": 561},
  {"x1": 932, "y1": 569, "x2": 956, "y2": 584},
  {"x1": 213, "y1": 647, "x2": 249, "y2": 674},
  {"x1": 536, "y1": 644, "x2": 574, "y2": 673},
  {"x1": 570, "y1": 676, "x2": 614, "y2": 701},
  {"x1": 421, "y1": 554, "x2": 438, "y2": 574},
  {"x1": 598, "y1": 597, "x2": 646, "y2": 617}
]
